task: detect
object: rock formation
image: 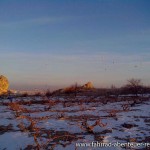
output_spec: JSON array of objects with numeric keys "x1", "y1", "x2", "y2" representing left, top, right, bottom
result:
[
  {"x1": 82, "y1": 82, "x2": 94, "y2": 89},
  {"x1": 0, "y1": 75, "x2": 9, "y2": 95},
  {"x1": 61, "y1": 81, "x2": 94, "y2": 94}
]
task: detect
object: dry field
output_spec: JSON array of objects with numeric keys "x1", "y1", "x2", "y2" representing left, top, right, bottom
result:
[{"x1": 0, "y1": 94, "x2": 150, "y2": 150}]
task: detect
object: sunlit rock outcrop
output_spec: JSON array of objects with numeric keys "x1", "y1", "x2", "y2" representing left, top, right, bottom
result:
[
  {"x1": 57, "y1": 81, "x2": 94, "y2": 94},
  {"x1": 82, "y1": 82, "x2": 94, "y2": 89},
  {"x1": 0, "y1": 75, "x2": 9, "y2": 95}
]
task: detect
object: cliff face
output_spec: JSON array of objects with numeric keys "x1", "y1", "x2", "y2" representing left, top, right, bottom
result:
[{"x1": 0, "y1": 75, "x2": 9, "y2": 95}]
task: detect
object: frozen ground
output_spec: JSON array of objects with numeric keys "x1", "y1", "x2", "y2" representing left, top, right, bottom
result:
[{"x1": 0, "y1": 95, "x2": 150, "y2": 150}]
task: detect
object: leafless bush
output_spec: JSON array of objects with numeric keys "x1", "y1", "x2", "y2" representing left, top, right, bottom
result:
[
  {"x1": 78, "y1": 119, "x2": 107, "y2": 133},
  {"x1": 122, "y1": 104, "x2": 130, "y2": 111},
  {"x1": 45, "y1": 89, "x2": 52, "y2": 97},
  {"x1": 34, "y1": 92, "x2": 42, "y2": 97},
  {"x1": 122, "y1": 78, "x2": 143, "y2": 96},
  {"x1": 109, "y1": 110, "x2": 117, "y2": 117},
  {"x1": 21, "y1": 92, "x2": 29, "y2": 97}
]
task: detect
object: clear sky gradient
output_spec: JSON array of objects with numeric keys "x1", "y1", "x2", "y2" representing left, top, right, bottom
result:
[{"x1": 0, "y1": 0, "x2": 150, "y2": 90}]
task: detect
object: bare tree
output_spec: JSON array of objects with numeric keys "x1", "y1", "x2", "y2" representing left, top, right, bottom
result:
[
  {"x1": 110, "y1": 84, "x2": 119, "y2": 98},
  {"x1": 124, "y1": 78, "x2": 143, "y2": 96}
]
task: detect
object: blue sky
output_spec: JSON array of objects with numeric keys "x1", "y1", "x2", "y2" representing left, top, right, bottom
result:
[{"x1": 0, "y1": 0, "x2": 150, "y2": 90}]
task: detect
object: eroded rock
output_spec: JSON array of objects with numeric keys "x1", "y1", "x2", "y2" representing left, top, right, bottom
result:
[
  {"x1": 82, "y1": 82, "x2": 94, "y2": 89},
  {"x1": 0, "y1": 75, "x2": 9, "y2": 95}
]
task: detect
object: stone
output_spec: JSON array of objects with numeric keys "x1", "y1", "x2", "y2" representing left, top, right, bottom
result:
[
  {"x1": 82, "y1": 82, "x2": 94, "y2": 89},
  {"x1": 0, "y1": 75, "x2": 9, "y2": 95},
  {"x1": 62, "y1": 81, "x2": 94, "y2": 93}
]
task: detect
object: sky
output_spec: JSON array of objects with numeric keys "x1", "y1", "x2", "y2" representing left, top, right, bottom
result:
[{"x1": 0, "y1": 0, "x2": 150, "y2": 91}]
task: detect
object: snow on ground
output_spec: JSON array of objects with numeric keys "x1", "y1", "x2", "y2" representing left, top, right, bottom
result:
[{"x1": 0, "y1": 96, "x2": 150, "y2": 150}]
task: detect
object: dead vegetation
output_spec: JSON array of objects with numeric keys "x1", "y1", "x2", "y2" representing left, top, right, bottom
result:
[{"x1": 0, "y1": 81, "x2": 150, "y2": 149}]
